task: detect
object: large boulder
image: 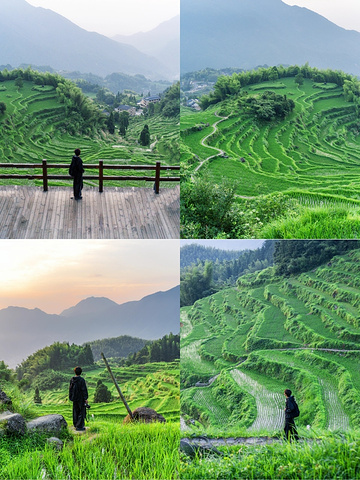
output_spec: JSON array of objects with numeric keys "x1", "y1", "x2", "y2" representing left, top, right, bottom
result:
[
  {"x1": 0, "y1": 412, "x2": 26, "y2": 435},
  {"x1": 27, "y1": 414, "x2": 67, "y2": 434},
  {"x1": 123, "y1": 407, "x2": 166, "y2": 424}
]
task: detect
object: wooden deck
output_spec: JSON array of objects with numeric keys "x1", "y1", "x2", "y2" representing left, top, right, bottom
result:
[{"x1": 0, "y1": 185, "x2": 180, "y2": 239}]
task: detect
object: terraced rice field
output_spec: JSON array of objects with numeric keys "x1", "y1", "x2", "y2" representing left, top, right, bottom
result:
[
  {"x1": 31, "y1": 361, "x2": 180, "y2": 424},
  {"x1": 181, "y1": 77, "x2": 360, "y2": 204},
  {"x1": 181, "y1": 249, "x2": 360, "y2": 433},
  {"x1": 0, "y1": 80, "x2": 178, "y2": 188}
]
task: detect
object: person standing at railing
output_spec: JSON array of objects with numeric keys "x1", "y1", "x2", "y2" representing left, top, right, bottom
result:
[{"x1": 69, "y1": 148, "x2": 84, "y2": 200}]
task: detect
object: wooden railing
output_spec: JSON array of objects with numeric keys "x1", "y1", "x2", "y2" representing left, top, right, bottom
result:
[{"x1": 0, "y1": 160, "x2": 180, "y2": 194}]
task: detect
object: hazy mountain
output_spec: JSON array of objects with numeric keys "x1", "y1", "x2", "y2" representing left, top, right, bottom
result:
[
  {"x1": 112, "y1": 16, "x2": 180, "y2": 79},
  {"x1": 181, "y1": 0, "x2": 360, "y2": 76},
  {"x1": 0, "y1": 0, "x2": 171, "y2": 79},
  {"x1": 0, "y1": 286, "x2": 180, "y2": 368}
]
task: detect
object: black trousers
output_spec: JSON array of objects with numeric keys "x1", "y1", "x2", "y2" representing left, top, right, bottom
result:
[
  {"x1": 73, "y1": 175, "x2": 83, "y2": 199},
  {"x1": 73, "y1": 400, "x2": 86, "y2": 428},
  {"x1": 284, "y1": 418, "x2": 299, "y2": 441}
]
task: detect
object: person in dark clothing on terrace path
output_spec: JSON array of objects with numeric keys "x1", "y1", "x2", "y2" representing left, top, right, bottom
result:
[
  {"x1": 284, "y1": 388, "x2": 299, "y2": 442},
  {"x1": 69, "y1": 366, "x2": 88, "y2": 431},
  {"x1": 69, "y1": 148, "x2": 84, "y2": 200}
]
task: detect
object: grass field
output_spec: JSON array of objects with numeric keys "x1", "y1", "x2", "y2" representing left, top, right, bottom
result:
[
  {"x1": 0, "y1": 79, "x2": 178, "y2": 188},
  {"x1": 181, "y1": 75, "x2": 360, "y2": 238},
  {"x1": 0, "y1": 361, "x2": 180, "y2": 479}
]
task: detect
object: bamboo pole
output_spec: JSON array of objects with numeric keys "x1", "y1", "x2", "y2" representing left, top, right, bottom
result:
[{"x1": 101, "y1": 352, "x2": 134, "y2": 419}]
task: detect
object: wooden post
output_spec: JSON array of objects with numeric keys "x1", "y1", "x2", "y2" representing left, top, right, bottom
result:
[
  {"x1": 99, "y1": 160, "x2": 103, "y2": 193},
  {"x1": 42, "y1": 159, "x2": 48, "y2": 192},
  {"x1": 101, "y1": 352, "x2": 133, "y2": 419},
  {"x1": 154, "y1": 161, "x2": 161, "y2": 194}
]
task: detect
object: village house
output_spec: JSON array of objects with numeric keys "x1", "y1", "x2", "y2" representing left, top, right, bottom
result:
[
  {"x1": 138, "y1": 95, "x2": 161, "y2": 108},
  {"x1": 114, "y1": 104, "x2": 137, "y2": 116}
]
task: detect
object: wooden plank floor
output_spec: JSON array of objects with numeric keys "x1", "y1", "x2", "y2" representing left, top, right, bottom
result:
[{"x1": 0, "y1": 185, "x2": 180, "y2": 239}]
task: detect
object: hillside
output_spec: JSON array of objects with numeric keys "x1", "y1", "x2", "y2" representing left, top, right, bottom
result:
[
  {"x1": 181, "y1": 66, "x2": 360, "y2": 238},
  {"x1": 181, "y1": 0, "x2": 360, "y2": 76},
  {"x1": 181, "y1": 246, "x2": 360, "y2": 434},
  {"x1": 0, "y1": 71, "x2": 179, "y2": 189},
  {"x1": 0, "y1": 286, "x2": 180, "y2": 368},
  {"x1": 1, "y1": 0, "x2": 170, "y2": 79}
]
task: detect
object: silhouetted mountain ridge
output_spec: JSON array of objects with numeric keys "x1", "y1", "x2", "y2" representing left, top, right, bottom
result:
[{"x1": 0, "y1": 286, "x2": 180, "y2": 368}]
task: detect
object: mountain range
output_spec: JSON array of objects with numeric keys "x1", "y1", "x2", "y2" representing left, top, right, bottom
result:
[
  {"x1": 1, "y1": 0, "x2": 175, "y2": 80},
  {"x1": 181, "y1": 0, "x2": 360, "y2": 76},
  {"x1": 113, "y1": 16, "x2": 180, "y2": 80},
  {"x1": 0, "y1": 286, "x2": 180, "y2": 368}
]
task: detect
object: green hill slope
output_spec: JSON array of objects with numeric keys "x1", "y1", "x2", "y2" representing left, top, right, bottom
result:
[
  {"x1": 181, "y1": 248, "x2": 360, "y2": 434},
  {"x1": 181, "y1": 66, "x2": 360, "y2": 238}
]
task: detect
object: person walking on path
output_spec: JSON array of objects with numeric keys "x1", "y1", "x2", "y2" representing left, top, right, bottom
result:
[
  {"x1": 69, "y1": 366, "x2": 89, "y2": 431},
  {"x1": 69, "y1": 148, "x2": 84, "y2": 200},
  {"x1": 284, "y1": 388, "x2": 299, "y2": 442}
]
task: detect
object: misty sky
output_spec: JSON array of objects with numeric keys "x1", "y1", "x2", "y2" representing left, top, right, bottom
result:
[
  {"x1": 0, "y1": 240, "x2": 179, "y2": 314},
  {"x1": 181, "y1": 240, "x2": 265, "y2": 251},
  {"x1": 25, "y1": 0, "x2": 180, "y2": 36},
  {"x1": 282, "y1": 0, "x2": 360, "y2": 32}
]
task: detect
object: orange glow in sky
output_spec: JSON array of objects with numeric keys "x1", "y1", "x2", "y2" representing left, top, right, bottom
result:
[{"x1": 0, "y1": 240, "x2": 179, "y2": 313}]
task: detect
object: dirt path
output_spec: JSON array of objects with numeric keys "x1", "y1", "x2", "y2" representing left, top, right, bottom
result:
[{"x1": 194, "y1": 111, "x2": 230, "y2": 173}]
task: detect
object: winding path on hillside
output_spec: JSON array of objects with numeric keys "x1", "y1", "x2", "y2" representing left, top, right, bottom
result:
[{"x1": 193, "y1": 111, "x2": 230, "y2": 173}]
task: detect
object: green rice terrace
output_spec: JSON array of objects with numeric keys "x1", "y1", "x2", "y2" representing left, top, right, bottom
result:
[
  {"x1": 0, "y1": 361, "x2": 180, "y2": 479},
  {"x1": 181, "y1": 248, "x2": 360, "y2": 478},
  {"x1": 0, "y1": 71, "x2": 179, "y2": 189},
  {"x1": 181, "y1": 66, "x2": 360, "y2": 239}
]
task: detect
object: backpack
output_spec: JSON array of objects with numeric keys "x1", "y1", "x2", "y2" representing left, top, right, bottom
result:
[
  {"x1": 292, "y1": 398, "x2": 300, "y2": 418},
  {"x1": 69, "y1": 377, "x2": 81, "y2": 402}
]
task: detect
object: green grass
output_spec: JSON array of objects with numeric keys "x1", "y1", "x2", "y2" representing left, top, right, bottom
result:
[
  {"x1": 0, "y1": 422, "x2": 179, "y2": 480},
  {"x1": 180, "y1": 432, "x2": 360, "y2": 479}
]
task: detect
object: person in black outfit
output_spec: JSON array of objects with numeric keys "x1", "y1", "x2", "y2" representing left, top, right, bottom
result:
[
  {"x1": 69, "y1": 366, "x2": 88, "y2": 431},
  {"x1": 284, "y1": 388, "x2": 299, "y2": 442},
  {"x1": 69, "y1": 148, "x2": 84, "y2": 200}
]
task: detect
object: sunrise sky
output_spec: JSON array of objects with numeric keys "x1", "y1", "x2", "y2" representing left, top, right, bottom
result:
[{"x1": 0, "y1": 240, "x2": 179, "y2": 314}]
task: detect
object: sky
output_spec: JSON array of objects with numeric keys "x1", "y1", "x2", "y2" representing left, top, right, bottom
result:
[
  {"x1": 25, "y1": 0, "x2": 180, "y2": 36},
  {"x1": 181, "y1": 240, "x2": 265, "y2": 251},
  {"x1": 0, "y1": 240, "x2": 179, "y2": 314},
  {"x1": 282, "y1": 0, "x2": 360, "y2": 32}
]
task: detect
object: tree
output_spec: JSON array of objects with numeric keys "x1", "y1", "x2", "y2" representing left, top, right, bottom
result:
[
  {"x1": 0, "y1": 102, "x2": 6, "y2": 115},
  {"x1": 107, "y1": 112, "x2": 115, "y2": 134},
  {"x1": 34, "y1": 387, "x2": 42, "y2": 404},
  {"x1": 14, "y1": 77, "x2": 23, "y2": 89},
  {"x1": 139, "y1": 124, "x2": 150, "y2": 146},
  {"x1": 294, "y1": 73, "x2": 304, "y2": 86},
  {"x1": 94, "y1": 380, "x2": 111, "y2": 403}
]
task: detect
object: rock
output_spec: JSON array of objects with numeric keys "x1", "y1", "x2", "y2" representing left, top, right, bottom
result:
[
  {"x1": 180, "y1": 438, "x2": 224, "y2": 457},
  {"x1": 123, "y1": 407, "x2": 166, "y2": 424},
  {"x1": 0, "y1": 412, "x2": 26, "y2": 435},
  {"x1": 46, "y1": 437, "x2": 63, "y2": 451},
  {"x1": 27, "y1": 414, "x2": 67, "y2": 434},
  {"x1": 0, "y1": 390, "x2": 12, "y2": 405}
]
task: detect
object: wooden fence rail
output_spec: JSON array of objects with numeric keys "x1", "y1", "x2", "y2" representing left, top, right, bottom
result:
[{"x1": 0, "y1": 160, "x2": 180, "y2": 194}]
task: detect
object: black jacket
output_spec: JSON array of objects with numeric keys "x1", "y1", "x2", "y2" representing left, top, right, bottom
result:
[
  {"x1": 69, "y1": 156, "x2": 84, "y2": 177},
  {"x1": 69, "y1": 375, "x2": 88, "y2": 402},
  {"x1": 285, "y1": 396, "x2": 297, "y2": 419}
]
